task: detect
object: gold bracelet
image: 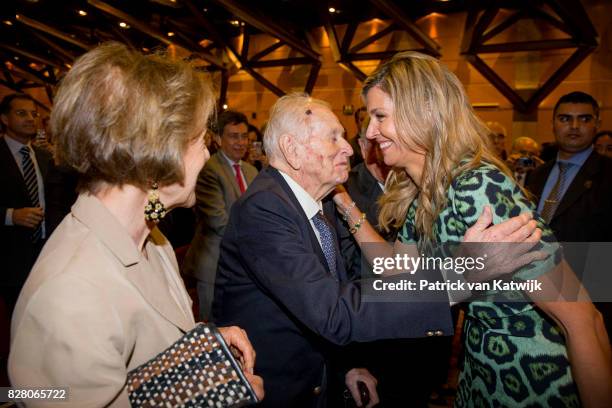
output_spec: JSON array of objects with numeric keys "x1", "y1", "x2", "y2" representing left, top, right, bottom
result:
[{"x1": 349, "y1": 212, "x2": 367, "y2": 234}]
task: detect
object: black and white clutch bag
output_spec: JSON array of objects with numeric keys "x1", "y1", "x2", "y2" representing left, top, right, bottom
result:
[{"x1": 126, "y1": 323, "x2": 259, "y2": 407}]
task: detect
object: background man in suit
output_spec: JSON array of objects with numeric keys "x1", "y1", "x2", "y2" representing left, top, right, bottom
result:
[
  {"x1": 527, "y1": 91, "x2": 612, "y2": 242},
  {"x1": 184, "y1": 110, "x2": 258, "y2": 321},
  {"x1": 213, "y1": 93, "x2": 543, "y2": 407},
  {"x1": 0, "y1": 93, "x2": 52, "y2": 312},
  {"x1": 526, "y1": 91, "x2": 612, "y2": 334}
]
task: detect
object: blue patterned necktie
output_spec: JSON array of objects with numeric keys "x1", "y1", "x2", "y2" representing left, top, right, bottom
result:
[
  {"x1": 541, "y1": 162, "x2": 571, "y2": 223},
  {"x1": 311, "y1": 211, "x2": 338, "y2": 279},
  {"x1": 19, "y1": 146, "x2": 42, "y2": 242}
]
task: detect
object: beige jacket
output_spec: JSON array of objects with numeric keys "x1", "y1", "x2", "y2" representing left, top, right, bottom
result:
[{"x1": 9, "y1": 194, "x2": 196, "y2": 407}]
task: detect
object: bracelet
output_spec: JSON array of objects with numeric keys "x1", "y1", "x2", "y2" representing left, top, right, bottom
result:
[
  {"x1": 349, "y1": 212, "x2": 367, "y2": 234},
  {"x1": 341, "y1": 201, "x2": 356, "y2": 221}
]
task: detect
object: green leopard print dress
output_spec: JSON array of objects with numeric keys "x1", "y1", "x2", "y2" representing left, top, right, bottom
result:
[{"x1": 398, "y1": 164, "x2": 580, "y2": 407}]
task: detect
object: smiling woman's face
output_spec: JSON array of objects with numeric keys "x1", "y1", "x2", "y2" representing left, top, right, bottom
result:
[{"x1": 364, "y1": 86, "x2": 426, "y2": 181}]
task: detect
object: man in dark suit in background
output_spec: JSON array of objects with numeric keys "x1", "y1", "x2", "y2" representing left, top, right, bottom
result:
[
  {"x1": 526, "y1": 91, "x2": 612, "y2": 335},
  {"x1": 183, "y1": 110, "x2": 258, "y2": 321},
  {"x1": 527, "y1": 91, "x2": 612, "y2": 242},
  {"x1": 213, "y1": 93, "x2": 543, "y2": 407},
  {"x1": 0, "y1": 94, "x2": 52, "y2": 312}
]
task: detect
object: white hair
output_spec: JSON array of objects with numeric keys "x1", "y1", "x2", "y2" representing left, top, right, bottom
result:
[{"x1": 263, "y1": 92, "x2": 331, "y2": 162}]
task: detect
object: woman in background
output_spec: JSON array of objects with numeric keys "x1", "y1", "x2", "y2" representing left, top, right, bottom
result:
[
  {"x1": 9, "y1": 42, "x2": 263, "y2": 406},
  {"x1": 334, "y1": 51, "x2": 611, "y2": 407}
]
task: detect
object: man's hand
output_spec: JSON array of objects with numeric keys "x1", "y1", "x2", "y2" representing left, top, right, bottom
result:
[
  {"x1": 12, "y1": 207, "x2": 44, "y2": 229},
  {"x1": 244, "y1": 371, "x2": 265, "y2": 402},
  {"x1": 462, "y1": 206, "x2": 547, "y2": 282},
  {"x1": 345, "y1": 368, "x2": 379, "y2": 408},
  {"x1": 218, "y1": 326, "x2": 256, "y2": 374}
]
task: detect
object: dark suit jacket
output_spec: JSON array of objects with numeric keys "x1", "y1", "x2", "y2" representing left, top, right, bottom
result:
[
  {"x1": 526, "y1": 151, "x2": 612, "y2": 242},
  {"x1": 0, "y1": 136, "x2": 52, "y2": 288},
  {"x1": 339, "y1": 163, "x2": 395, "y2": 280},
  {"x1": 213, "y1": 167, "x2": 452, "y2": 407}
]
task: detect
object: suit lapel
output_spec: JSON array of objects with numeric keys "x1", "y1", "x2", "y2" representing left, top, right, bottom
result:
[
  {"x1": 213, "y1": 152, "x2": 241, "y2": 199},
  {"x1": 553, "y1": 152, "x2": 600, "y2": 220},
  {"x1": 72, "y1": 194, "x2": 193, "y2": 332},
  {"x1": 1, "y1": 137, "x2": 30, "y2": 200},
  {"x1": 268, "y1": 168, "x2": 332, "y2": 277}
]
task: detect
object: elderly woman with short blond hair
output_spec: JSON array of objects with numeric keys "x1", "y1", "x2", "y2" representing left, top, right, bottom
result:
[{"x1": 9, "y1": 42, "x2": 263, "y2": 406}]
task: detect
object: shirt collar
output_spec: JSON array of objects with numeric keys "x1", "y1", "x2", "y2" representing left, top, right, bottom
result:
[
  {"x1": 3, "y1": 134, "x2": 30, "y2": 156},
  {"x1": 278, "y1": 170, "x2": 322, "y2": 220},
  {"x1": 219, "y1": 149, "x2": 242, "y2": 167},
  {"x1": 557, "y1": 145, "x2": 593, "y2": 167}
]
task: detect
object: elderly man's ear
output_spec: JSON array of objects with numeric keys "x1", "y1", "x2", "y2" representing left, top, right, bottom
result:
[{"x1": 279, "y1": 133, "x2": 302, "y2": 170}]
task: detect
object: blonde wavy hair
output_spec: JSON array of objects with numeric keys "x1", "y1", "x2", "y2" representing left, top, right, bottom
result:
[{"x1": 362, "y1": 51, "x2": 514, "y2": 241}]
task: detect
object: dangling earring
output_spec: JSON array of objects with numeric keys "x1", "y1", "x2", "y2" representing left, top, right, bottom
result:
[{"x1": 144, "y1": 182, "x2": 166, "y2": 223}]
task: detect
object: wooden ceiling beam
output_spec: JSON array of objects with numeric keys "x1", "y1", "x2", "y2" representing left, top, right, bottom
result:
[
  {"x1": 340, "y1": 21, "x2": 358, "y2": 55},
  {"x1": 249, "y1": 57, "x2": 313, "y2": 68},
  {"x1": 88, "y1": 0, "x2": 225, "y2": 68},
  {"x1": 349, "y1": 23, "x2": 396, "y2": 54},
  {"x1": 480, "y1": 10, "x2": 525, "y2": 44},
  {"x1": 15, "y1": 14, "x2": 92, "y2": 50},
  {"x1": 249, "y1": 41, "x2": 284, "y2": 62},
  {"x1": 28, "y1": 30, "x2": 78, "y2": 64},
  {"x1": 212, "y1": 0, "x2": 319, "y2": 60},
  {"x1": 369, "y1": 0, "x2": 441, "y2": 57},
  {"x1": 477, "y1": 39, "x2": 578, "y2": 53},
  {"x1": 525, "y1": 45, "x2": 595, "y2": 111},
  {"x1": 0, "y1": 43, "x2": 63, "y2": 68}
]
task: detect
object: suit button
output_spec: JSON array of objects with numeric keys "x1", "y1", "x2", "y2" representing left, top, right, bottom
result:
[
  {"x1": 426, "y1": 330, "x2": 434, "y2": 337},
  {"x1": 313, "y1": 386, "x2": 322, "y2": 395},
  {"x1": 435, "y1": 330, "x2": 444, "y2": 336}
]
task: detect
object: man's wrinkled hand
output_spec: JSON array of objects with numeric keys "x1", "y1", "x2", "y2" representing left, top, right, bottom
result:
[
  {"x1": 218, "y1": 326, "x2": 256, "y2": 374},
  {"x1": 12, "y1": 207, "x2": 44, "y2": 229},
  {"x1": 345, "y1": 368, "x2": 379, "y2": 408},
  {"x1": 244, "y1": 371, "x2": 265, "y2": 401},
  {"x1": 462, "y1": 206, "x2": 548, "y2": 282}
]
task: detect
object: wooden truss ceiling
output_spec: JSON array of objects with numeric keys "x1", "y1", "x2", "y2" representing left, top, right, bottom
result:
[
  {"x1": 461, "y1": 0, "x2": 598, "y2": 113},
  {"x1": 0, "y1": 0, "x2": 599, "y2": 112}
]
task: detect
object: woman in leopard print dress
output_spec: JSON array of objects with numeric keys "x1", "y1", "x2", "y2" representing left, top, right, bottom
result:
[{"x1": 334, "y1": 52, "x2": 611, "y2": 407}]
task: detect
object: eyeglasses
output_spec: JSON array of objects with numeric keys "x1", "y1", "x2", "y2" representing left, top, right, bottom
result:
[{"x1": 12, "y1": 109, "x2": 40, "y2": 118}]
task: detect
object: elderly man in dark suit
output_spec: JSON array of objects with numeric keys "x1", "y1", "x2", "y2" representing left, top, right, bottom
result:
[
  {"x1": 183, "y1": 110, "x2": 258, "y2": 321},
  {"x1": 0, "y1": 94, "x2": 52, "y2": 312},
  {"x1": 213, "y1": 93, "x2": 542, "y2": 408}
]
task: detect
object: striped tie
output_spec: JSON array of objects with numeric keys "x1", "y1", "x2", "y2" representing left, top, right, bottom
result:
[
  {"x1": 19, "y1": 146, "x2": 42, "y2": 242},
  {"x1": 541, "y1": 162, "x2": 571, "y2": 223}
]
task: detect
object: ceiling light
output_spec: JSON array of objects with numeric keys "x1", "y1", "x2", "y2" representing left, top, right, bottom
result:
[
  {"x1": 222, "y1": 104, "x2": 228, "y2": 110},
  {"x1": 230, "y1": 20, "x2": 240, "y2": 27},
  {"x1": 78, "y1": 10, "x2": 87, "y2": 16},
  {"x1": 119, "y1": 21, "x2": 129, "y2": 28},
  {"x1": 328, "y1": 7, "x2": 336, "y2": 13},
  {"x1": 13, "y1": 56, "x2": 19, "y2": 61},
  {"x1": 167, "y1": 31, "x2": 175, "y2": 37},
  {"x1": 3, "y1": 20, "x2": 12, "y2": 26},
  {"x1": 203, "y1": 8, "x2": 208, "y2": 12}
]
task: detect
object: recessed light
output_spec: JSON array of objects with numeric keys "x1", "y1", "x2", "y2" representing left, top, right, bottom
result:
[
  {"x1": 78, "y1": 10, "x2": 87, "y2": 16},
  {"x1": 167, "y1": 31, "x2": 175, "y2": 37},
  {"x1": 230, "y1": 20, "x2": 240, "y2": 27},
  {"x1": 222, "y1": 104, "x2": 228, "y2": 110},
  {"x1": 328, "y1": 7, "x2": 336, "y2": 13},
  {"x1": 119, "y1": 22, "x2": 130, "y2": 28}
]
